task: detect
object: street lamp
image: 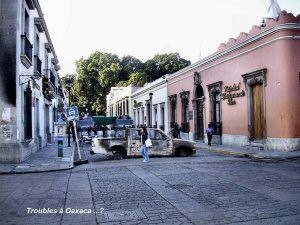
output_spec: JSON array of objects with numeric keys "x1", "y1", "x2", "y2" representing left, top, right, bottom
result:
[
  {"x1": 149, "y1": 92, "x2": 153, "y2": 127},
  {"x1": 66, "y1": 79, "x2": 73, "y2": 147}
]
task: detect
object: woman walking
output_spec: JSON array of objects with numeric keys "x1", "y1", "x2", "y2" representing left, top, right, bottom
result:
[{"x1": 140, "y1": 127, "x2": 149, "y2": 162}]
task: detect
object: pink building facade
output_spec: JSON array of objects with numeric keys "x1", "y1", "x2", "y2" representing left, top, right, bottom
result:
[{"x1": 167, "y1": 11, "x2": 300, "y2": 151}]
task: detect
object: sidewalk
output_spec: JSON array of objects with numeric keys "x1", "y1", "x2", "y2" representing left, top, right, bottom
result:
[
  {"x1": 0, "y1": 140, "x2": 75, "y2": 174},
  {"x1": 195, "y1": 141, "x2": 300, "y2": 160}
]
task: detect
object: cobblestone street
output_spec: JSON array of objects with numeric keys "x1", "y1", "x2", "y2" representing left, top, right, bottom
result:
[{"x1": 1, "y1": 147, "x2": 300, "y2": 225}]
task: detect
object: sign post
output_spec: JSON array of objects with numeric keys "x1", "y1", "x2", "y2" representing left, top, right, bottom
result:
[{"x1": 65, "y1": 106, "x2": 82, "y2": 160}]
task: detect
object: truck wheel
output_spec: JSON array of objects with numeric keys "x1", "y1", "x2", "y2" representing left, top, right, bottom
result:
[
  {"x1": 113, "y1": 152, "x2": 123, "y2": 160},
  {"x1": 179, "y1": 150, "x2": 188, "y2": 157}
]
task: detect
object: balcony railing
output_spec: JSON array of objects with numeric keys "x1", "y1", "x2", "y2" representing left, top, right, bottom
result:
[
  {"x1": 42, "y1": 77, "x2": 56, "y2": 101},
  {"x1": 34, "y1": 55, "x2": 42, "y2": 74},
  {"x1": 21, "y1": 34, "x2": 33, "y2": 62},
  {"x1": 50, "y1": 70, "x2": 56, "y2": 86}
]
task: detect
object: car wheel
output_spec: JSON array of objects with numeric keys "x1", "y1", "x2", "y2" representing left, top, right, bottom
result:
[
  {"x1": 113, "y1": 152, "x2": 123, "y2": 160},
  {"x1": 179, "y1": 149, "x2": 188, "y2": 157}
]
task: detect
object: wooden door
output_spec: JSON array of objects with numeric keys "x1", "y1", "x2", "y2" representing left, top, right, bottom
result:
[
  {"x1": 197, "y1": 100, "x2": 204, "y2": 139},
  {"x1": 252, "y1": 84, "x2": 264, "y2": 139}
]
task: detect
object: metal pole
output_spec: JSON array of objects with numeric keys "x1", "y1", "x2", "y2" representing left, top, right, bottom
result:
[{"x1": 67, "y1": 86, "x2": 71, "y2": 147}]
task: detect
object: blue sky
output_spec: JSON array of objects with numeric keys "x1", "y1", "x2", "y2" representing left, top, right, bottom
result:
[{"x1": 39, "y1": 0, "x2": 300, "y2": 76}]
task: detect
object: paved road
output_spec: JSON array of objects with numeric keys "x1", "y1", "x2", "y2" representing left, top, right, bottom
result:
[{"x1": 1, "y1": 145, "x2": 300, "y2": 225}]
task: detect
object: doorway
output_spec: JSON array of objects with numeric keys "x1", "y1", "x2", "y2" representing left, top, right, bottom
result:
[
  {"x1": 194, "y1": 85, "x2": 204, "y2": 140},
  {"x1": 251, "y1": 83, "x2": 265, "y2": 140},
  {"x1": 241, "y1": 68, "x2": 267, "y2": 143}
]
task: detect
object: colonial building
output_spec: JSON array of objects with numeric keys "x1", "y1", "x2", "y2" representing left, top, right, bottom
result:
[
  {"x1": 132, "y1": 75, "x2": 169, "y2": 134},
  {"x1": 167, "y1": 11, "x2": 300, "y2": 151},
  {"x1": 0, "y1": 0, "x2": 63, "y2": 162},
  {"x1": 106, "y1": 85, "x2": 140, "y2": 118}
]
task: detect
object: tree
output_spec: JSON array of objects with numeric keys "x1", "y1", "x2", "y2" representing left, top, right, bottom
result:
[
  {"x1": 72, "y1": 51, "x2": 191, "y2": 116},
  {"x1": 119, "y1": 55, "x2": 144, "y2": 81},
  {"x1": 144, "y1": 53, "x2": 191, "y2": 81},
  {"x1": 74, "y1": 51, "x2": 121, "y2": 115}
]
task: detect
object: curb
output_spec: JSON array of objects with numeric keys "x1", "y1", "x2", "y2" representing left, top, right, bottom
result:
[
  {"x1": 0, "y1": 145, "x2": 75, "y2": 175},
  {"x1": 197, "y1": 145, "x2": 300, "y2": 160},
  {"x1": 198, "y1": 145, "x2": 252, "y2": 158}
]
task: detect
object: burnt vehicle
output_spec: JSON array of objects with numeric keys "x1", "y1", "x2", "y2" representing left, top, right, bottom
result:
[{"x1": 91, "y1": 128, "x2": 196, "y2": 159}]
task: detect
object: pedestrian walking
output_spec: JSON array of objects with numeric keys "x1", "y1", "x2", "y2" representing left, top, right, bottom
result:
[
  {"x1": 140, "y1": 127, "x2": 149, "y2": 162},
  {"x1": 206, "y1": 123, "x2": 214, "y2": 146}
]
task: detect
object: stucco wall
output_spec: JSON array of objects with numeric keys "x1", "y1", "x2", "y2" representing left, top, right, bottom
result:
[{"x1": 168, "y1": 15, "x2": 300, "y2": 146}]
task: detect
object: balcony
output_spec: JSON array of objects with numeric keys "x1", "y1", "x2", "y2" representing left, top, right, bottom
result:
[
  {"x1": 21, "y1": 35, "x2": 33, "y2": 68},
  {"x1": 34, "y1": 55, "x2": 42, "y2": 74},
  {"x1": 42, "y1": 77, "x2": 56, "y2": 101}
]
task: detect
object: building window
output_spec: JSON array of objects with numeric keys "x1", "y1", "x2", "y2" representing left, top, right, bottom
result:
[
  {"x1": 126, "y1": 99, "x2": 129, "y2": 115},
  {"x1": 123, "y1": 100, "x2": 125, "y2": 115},
  {"x1": 169, "y1": 95, "x2": 177, "y2": 128},
  {"x1": 24, "y1": 10, "x2": 29, "y2": 35},
  {"x1": 160, "y1": 104, "x2": 165, "y2": 131},
  {"x1": 213, "y1": 92, "x2": 221, "y2": 125},
  {"x1": 207, "y1": 81, "x2": 223, "y2": 135},
  {"x1": 180, "y1": 91, "x2": 190, "y2": 133},
  {"x1": 146, "y1": 101, "x2": 151, "y2": 127},
  {"x1": 137, "y1": 109, "x2": 140, "y2": 126},
  {"x1": 24, "y1": 85, "x2": 32, "y2": 140},
  {"x1": 141, "y1": 108, "x2": 144, "y2": 126},
  {"x1": 21, "y1": 10, "x2": 32, "y2": 67},
  {"x1": 153, "y1": 105, "x2": 158, "y2": 128}
]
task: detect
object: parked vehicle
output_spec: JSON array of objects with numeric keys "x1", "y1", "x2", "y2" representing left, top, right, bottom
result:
[{"x1": 90, "y1": 128, "x2": 196, "y2": 159}]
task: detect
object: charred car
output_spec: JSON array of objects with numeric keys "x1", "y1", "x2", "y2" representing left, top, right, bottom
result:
[{"x1": 91, "y1": 128, "x2": 196, "y2": 159}]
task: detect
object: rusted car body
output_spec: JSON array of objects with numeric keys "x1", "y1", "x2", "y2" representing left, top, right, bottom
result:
[{"x1": 91, "y1": 128, "x2": 196, "y2": 159}]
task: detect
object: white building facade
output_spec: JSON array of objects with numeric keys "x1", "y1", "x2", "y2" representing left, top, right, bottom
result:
[
  {"x1": 131, "y1": 75, "x2": 169, "y2": 134},
  {"x1": 0, "y1": 0, "x2": 63, "y2": 163},
  {"x1": 106, "y1": 85, "x2": 140, "y2": 118}
]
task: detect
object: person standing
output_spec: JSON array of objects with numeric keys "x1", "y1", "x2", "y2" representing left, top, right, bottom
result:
[
  {"x1": 206, "y1": 123, "x2": 214, "y2": 146},
  {"x1": 140, "y1": 127, "x2": 149, "y2": 162}
]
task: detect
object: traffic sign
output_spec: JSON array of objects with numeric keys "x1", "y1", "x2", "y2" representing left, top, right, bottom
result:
[{"x1": 65, "y1": 106, "x2": 79, "y2": 121}]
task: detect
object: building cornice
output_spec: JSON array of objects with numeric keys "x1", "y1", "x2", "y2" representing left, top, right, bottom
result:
[
  {"x1": 131, "y1": 79, "x2": 168, "y2": 98},
  {"x1": 169, "y1": 23, "x2": 300, "y2": 81},
  {"x1": 169, "y1": 35, "x2": 300, "y2": 86},
  {"x1": 34, "y1": 0, "x2": 59, "y2": 65}
]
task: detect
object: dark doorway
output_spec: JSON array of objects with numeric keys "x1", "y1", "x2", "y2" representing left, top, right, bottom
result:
[
  {"x1": 194, "y1": 85, "x2": 204, "y2": 140},
  {"x1": 24, "y1": 84, "x2": 32, "y2": 140}
]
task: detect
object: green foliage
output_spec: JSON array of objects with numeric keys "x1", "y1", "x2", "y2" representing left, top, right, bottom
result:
[
  {"x1": 72, "y1": 51, "x2": 190, "y2": 115},
  {"x1": 144, "y1": 53, "x2": 191, "y2": 81},
  {"x1": 119, "y1": 55, "x2": 143, "y2": 81}
]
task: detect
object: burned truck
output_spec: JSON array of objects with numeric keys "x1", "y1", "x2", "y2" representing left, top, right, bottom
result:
[{"x1": 91, "y1": 128, "x2": 197, "y2": 159}]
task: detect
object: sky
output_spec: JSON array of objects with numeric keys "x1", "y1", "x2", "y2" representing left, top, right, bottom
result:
[{"x1": 39, "y1": 0, "x2": 300, "y2": 76}]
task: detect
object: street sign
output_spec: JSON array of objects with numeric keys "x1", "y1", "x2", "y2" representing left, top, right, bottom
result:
[{"x1": 65, "y1": 106, "x2": 79, "y2": 121}]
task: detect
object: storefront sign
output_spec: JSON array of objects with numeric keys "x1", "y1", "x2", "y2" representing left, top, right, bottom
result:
[{"x1": 222, "y1": 82, "x2": 245, "y2": 105}]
